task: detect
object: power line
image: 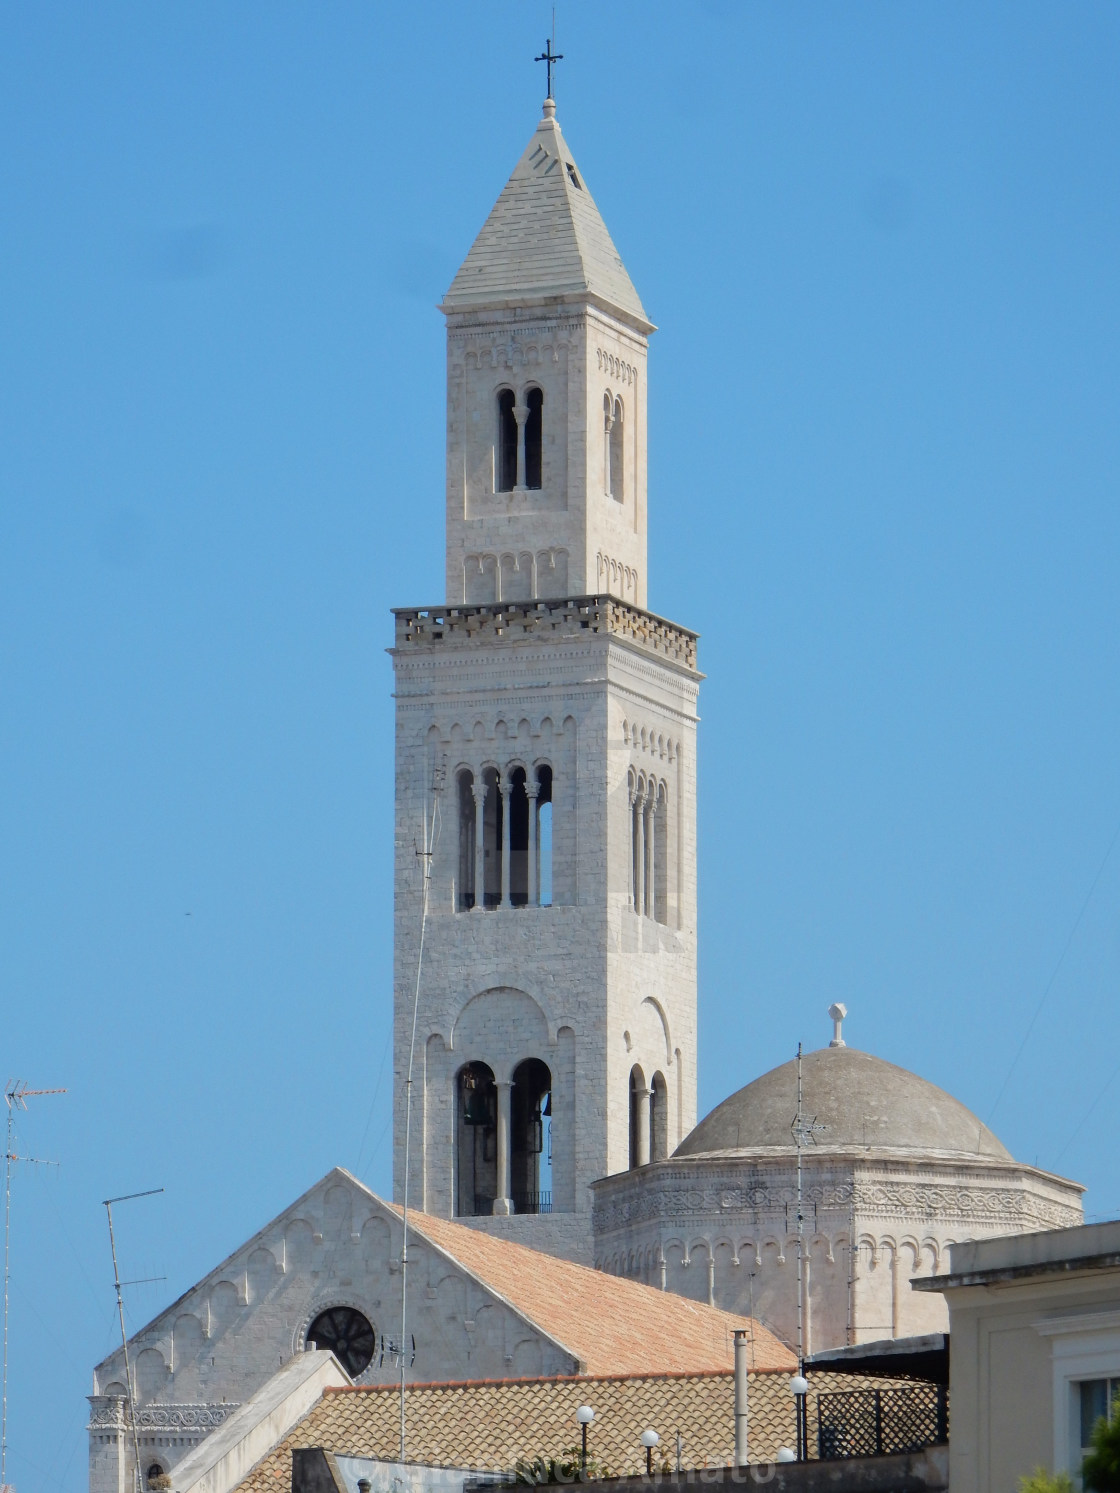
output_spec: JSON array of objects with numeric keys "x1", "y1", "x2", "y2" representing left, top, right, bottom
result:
[{"x1": 988, "y1": 813, "x2": 1120, "y2": 1122}]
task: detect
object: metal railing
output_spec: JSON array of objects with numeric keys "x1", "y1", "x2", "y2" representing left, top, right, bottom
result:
[{"x1": 511, "y1": 1191, "x2": 552, "y2": 1215}]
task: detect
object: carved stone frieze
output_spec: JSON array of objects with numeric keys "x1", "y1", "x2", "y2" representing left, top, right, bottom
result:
[{"x1": 87, "y1": 1400, "x2": 239, "y2": 1431}]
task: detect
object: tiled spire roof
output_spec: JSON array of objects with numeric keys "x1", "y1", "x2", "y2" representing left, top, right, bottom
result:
[{"x1": 442, "y1": 101, "x2": 652, "y2": 331}]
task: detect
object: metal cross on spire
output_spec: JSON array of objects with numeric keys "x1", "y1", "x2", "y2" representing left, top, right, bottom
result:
[{"x1": 534, "y1": 35, "x2": 563, "y2": 100}]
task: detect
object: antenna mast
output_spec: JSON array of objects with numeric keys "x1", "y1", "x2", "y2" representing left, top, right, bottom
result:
[
  {"x1": 790, "y1": 1043, "x2": 826, "y2": 1375},
  {"x1": 103, "y1": 1189, "x2": 164, "y2": 1493},
  {"x1": 2, "y1": 1081, "x2": 65, "y2": 1489},
  {"x1": 399, "y1": 760, "x2": 444, "y2": 1463}
]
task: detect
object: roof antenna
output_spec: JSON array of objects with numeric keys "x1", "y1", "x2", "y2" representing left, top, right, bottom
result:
[
  {"x1": 103, "y1": 1188, "x2": 165, "y2": 1493},
  {"x1": 828, "y1": 1003, "x2": 848, "y2": 1048},
  {"x1": 790, "y1": 1046, "x2": 827, "y2": 1394},
  {"x1": 3, "y1": 1080, "x2": 65, "y2": 1489},
  {"x1": 399, "y1": 757, "x2": 445, "y2": 1463}
]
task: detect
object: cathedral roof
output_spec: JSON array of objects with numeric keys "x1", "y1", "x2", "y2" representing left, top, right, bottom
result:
[
  {"x1": 396, "y1": 1205, "x2": 794, "y2": 1376},
  {"x1": 442, "y1": 101, "x2": 653, "y2": 331},
  {"x1": 675, "y1": 1045, "x2": 1013, "y2": 1162}
]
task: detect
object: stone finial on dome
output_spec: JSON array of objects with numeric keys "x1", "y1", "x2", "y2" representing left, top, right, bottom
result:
[{"x1": 828, "y1": 1003, "x2": 848, "y2": 1048}]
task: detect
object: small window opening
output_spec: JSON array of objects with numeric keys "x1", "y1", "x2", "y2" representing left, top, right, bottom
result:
[
  {"x1": 511, "y1": 1058, "x2": 552, "y2": 1213},
  {"x1": 456, "y1": 1061, "x2": 497, "y2": 1216},
  {"x1": 524, "y1": 387, "x2": 543, "y2": 489},
  {"x1": 497, "y1": 389, "x2": 517, "y2": 492},
  {"x1": 566, "y1": 163, "x2": 582, "y2": 190},
  {"x1": 509, "y1": 767, "x2": 529, "y2": 906}
]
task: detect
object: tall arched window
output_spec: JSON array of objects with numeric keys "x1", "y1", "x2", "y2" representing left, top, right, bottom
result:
[
  {"x1": 508, "y1": 766, "x2": 529, "y2": 905},
  {"x1": 525, "y1": 387, "x2": 543, "y2": 489},
  {"x1": 609, "y1": 397, "x2": 624, "y2": 502},
  {"x1": 482, "y1": 766, "x2": 502, "y2": 907},
  {"x1": 456, "y1": 1061, "x2": 497, "y2": 1216},
  {"x1": 654, "y1": 784, "x2": 668, "y2": 925},
  {"x1": 629, "y1": 1064, "x2": 649, "y2": 1169},
  {"x1": 511, "y1": 1058, "x2": 552, "y2": 1213},
  {"x1": 650, "y1": 1071, "x2": 669, "y2": 1161},
  {"x1": 536, "y1": 764, "x2": 553, "y2": 907},
  {"x1": 497, "y1": 389, "x2": 517, "y2": 492},
  {"x1": 457, "y1": 769, "x2": 476, "y2": 911}
]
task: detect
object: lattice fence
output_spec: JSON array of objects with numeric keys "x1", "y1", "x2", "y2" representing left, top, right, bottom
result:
[{"x1": 812, "y1": 1384, "x2": 948, "y2": 1459}]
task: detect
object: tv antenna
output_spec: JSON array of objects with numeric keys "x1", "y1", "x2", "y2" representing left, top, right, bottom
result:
[
  {"x1": 103, "y1": 1188, "x2": 165, "y2": 1493},
  {"x1": 790, "y1": 1043, "x2": 827, "y2": 1380},
  {"x1": 2, "y1": 1080, "x2": 65, "y2": 1489},
  {"x1": 399, "y1": 758, "x2": 445, "y2": 1461},
  {"x1": 377, "y1": 1333, "x2": 415, "y2": 1370}
]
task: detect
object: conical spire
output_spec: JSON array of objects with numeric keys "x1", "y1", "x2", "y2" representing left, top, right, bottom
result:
[{"x1": 442, "y1": 101, "x2": 652, "y2": 331}]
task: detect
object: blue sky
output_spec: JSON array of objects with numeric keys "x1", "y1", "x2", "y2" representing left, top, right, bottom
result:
[{"x1": 3, "y1": 2, "x2": 1120, "y2": 1485}]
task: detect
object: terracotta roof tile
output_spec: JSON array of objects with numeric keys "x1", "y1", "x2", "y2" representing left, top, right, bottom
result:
[{"x1": 391, "y1": 1207, "x2": 794, "y2": 1378}]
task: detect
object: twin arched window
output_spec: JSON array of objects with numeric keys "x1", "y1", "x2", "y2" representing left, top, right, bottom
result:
[
  {"x1": 630, "y1": 774, "x2": 668, "y2": 923},
  {"x1": 455, "y1": 1058, "x2": 553, "y2": 1216},
  {"x1": 497, "y1": 387, "x2": 544, "y2": 492},
  {"x1": 628, "y1": 1065, "x2": 669, "y2": 1168}
]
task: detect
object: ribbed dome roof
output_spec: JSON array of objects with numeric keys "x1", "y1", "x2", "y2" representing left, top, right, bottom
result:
[{"x1": 676, "y1": 1046, "x2": 1011, "y2": 1162}]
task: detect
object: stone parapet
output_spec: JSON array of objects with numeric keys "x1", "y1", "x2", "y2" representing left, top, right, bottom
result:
[{"x1": 392, "y1": 596, "x2": 699, "y2": 673}]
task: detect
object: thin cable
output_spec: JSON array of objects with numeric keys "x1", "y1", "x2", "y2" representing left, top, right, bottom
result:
[
  {"x1": 1054, "y1": 1057, "x2": 1120, "y2": 1167},
  {"x1": 399, "y1": 770, "x2": 442, "y2": 1463},
  {"x1": 988, "y1": 814, "x2": 1120, "y2": 1122}
]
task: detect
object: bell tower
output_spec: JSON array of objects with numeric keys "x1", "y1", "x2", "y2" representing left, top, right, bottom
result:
[{"x1": 392, "y1": 98, "x2": 700, "y2": 1264}]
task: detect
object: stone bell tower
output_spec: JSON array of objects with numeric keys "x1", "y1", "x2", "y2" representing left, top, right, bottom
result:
[{"x1": 391, "y1": 97, "x2": 700, "y2": 1265}]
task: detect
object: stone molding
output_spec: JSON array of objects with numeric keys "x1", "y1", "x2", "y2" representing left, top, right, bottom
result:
[
  {"x1": 592, "y1": 1175, "x2": 1083, "y2": 1234},
  {"x1": 87, "y1": 1400, "x2": 240, "y2": 1431},
  {"x1": 392, "y1": 597, "x2": 699, "y2": 671}
]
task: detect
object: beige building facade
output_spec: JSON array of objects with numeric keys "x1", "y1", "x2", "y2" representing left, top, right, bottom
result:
[{"x1": 915, "y1": 1219, "x2": 1120, "y2": 1492}]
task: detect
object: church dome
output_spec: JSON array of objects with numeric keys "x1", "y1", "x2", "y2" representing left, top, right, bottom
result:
[{"x1": 675, "y1": 1045, "x2": 1011, "y2": 1161}]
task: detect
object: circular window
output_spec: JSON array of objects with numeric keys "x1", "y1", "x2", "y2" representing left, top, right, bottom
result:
[{"x1": 306, "y1": 1306, "x2": 376, "y2": 1377}]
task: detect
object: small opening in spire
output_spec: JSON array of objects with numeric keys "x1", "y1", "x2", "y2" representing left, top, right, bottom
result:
[{"x1": 565, "y1": 163, "x2": 581, "y2": 191}]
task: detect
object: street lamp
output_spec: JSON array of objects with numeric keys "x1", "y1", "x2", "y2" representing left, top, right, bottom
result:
[
  {"x1": 576, "y1": 1405, "x2": 595, "y2": 1474},
  {"x1": 640, "y1": 1429, "x2": 660, "y2": 1476},
  {"x1": 776, "y1": 1448, "x2": 796, "y2": 1464},
  {"x1": 790, "y1": 1375, "x2": 809, "y2": 1462}
]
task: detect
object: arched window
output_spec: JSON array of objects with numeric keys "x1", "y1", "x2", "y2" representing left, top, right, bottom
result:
[
  {"x1": 524, "y1": 387, "x2": 543, "y2": 489},
  {"x1": 650, "y1": 1071, "x2": 669, "y2": 1161},
  {"x1": 628, "y1": 1064, "x2": 649, "y2": 1169},
  {"x1": 457, "y1": 769, "x2": 476, "y2": 911},
  {"x1": 481, "y1": 766, "x2": 502, "y2": 907},
  {"x1": 511, "y1": 1058, "x2": 552, "y2": 1213},
  {"x1": 146, "y1": 1466, "x2": 167, "y2": 1490},
  {"x1": 456, "y1": 1061, "x2": 497, "y2": 1216},
  {"x1": 654, "y1": 783, "x2": 668, "y2": 925},
  {"x1": 604, "y1": 393, "x2": 614, "y2": 496},
  {"x1": 497, "y1": 389, "x2": 517, "y2": 492},
  {"x1": 508, "y1": 766, "x2": 529, "y2": 905},
  {"x1": 609, "y1": 397, "x2": 624, "y2": 502},
  {"x1": 536, "y1": 764, "x2": 553, "y2": 907}
]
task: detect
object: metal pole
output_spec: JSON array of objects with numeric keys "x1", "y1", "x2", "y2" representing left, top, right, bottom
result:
[
  {"x1": 400, "y1": 772, "x2": 442, "y2": 1462},
  {"x1": 581, "y1": 1421, "x2": 588, "y2": 1474},
  {"x1": 2, "y1": 1103, "x2": 12, "y2": 1486},
  {"x1": 733, "y1": 1328, "x2": 749, "y2": 1467},
  {"x1": 106, "y1": 1201, "x2": 144, "y2": 1493},
  {"x1": 796, "y1": 1043, "x2": 804, "y2": 1380}
]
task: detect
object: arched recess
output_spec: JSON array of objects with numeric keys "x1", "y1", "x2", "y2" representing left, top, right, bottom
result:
[
  {"x1": 650, "y1": 1071, "x2": 669, "y2": 1161},
  {"x1": 510, "y1": 1057, "x2": 551, "y2": 1213},
  {"x1": 609, "y1": 396, "x2": 625, "y2": 502},
  {"x1": 455, "y1": 1061, "x2": 496, "y2": 1217}
]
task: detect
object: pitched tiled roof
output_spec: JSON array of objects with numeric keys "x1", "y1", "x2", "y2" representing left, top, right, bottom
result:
[
  {"x1": 442, "y1": 103, "x2": 651, "y2": 329},
  {"x1": 234, "y1": 1369, "x2": 805, "y2": 1490},
  {"x1": 392, "y1": 1205, "x2": 794, "y2": 1377}
]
